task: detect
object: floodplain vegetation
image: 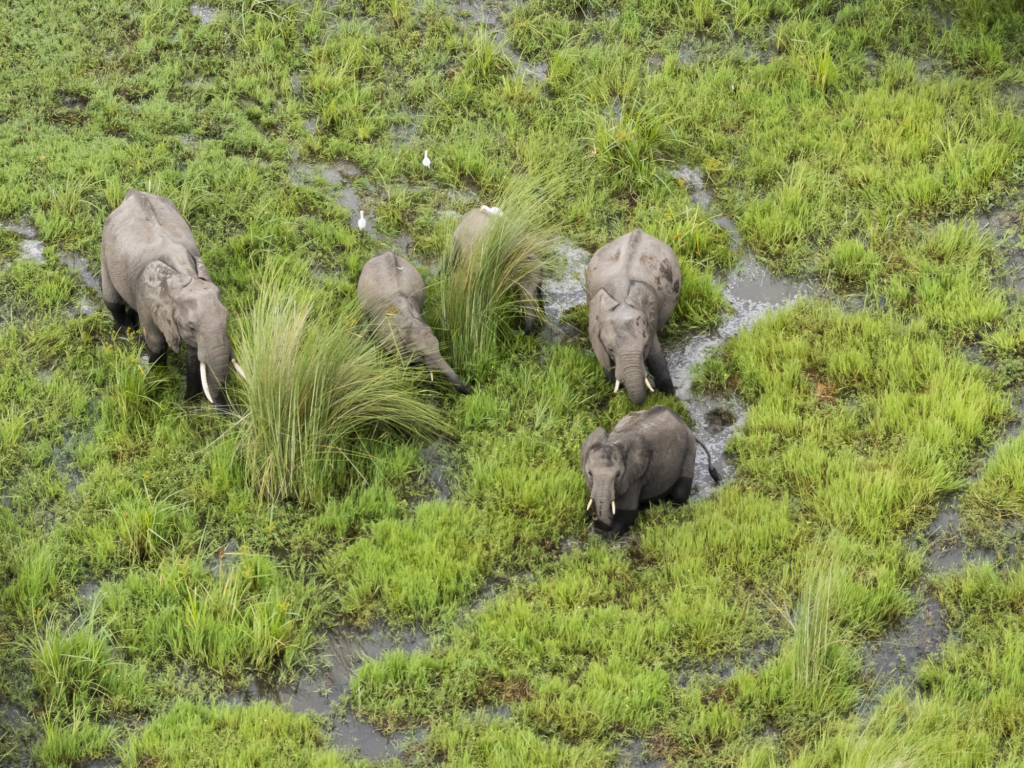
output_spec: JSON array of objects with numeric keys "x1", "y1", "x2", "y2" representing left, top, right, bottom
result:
[{"x1": 1, "y1": 0, "x2": 1023, "y2": 765}]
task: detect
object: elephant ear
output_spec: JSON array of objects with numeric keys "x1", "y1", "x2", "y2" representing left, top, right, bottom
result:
[
  {"x1": 589, "y1": 290, "x2": 619, "y2": 373},
  {"x1": 141, "y1": 261, "x2": 191, "y2": 353},
  {"x1": 623, "y1": 437, "x2": 652, "y2": 490},
  {"x1": 580, "y1": 428, "x2": 609, "y2": 474}
]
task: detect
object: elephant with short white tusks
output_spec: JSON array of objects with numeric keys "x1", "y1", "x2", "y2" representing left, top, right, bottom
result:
[
  {"x1": 585, "y1": 228, "x2": 681, "y2": 405},
  {"x1": 581, "y1": 406, "x2": 721, "y2": 535},
  {"x1": 101, "y1": 189, "x2": 244, "y2": 407},
  {"x1": 357, "y1": 251, "x2": 470, "y2": 394},
  {"x1": 451, "y1": 206, "x2": 542, "y2": 333}
]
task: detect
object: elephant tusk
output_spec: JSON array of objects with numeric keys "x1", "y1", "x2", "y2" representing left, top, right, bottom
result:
[
  {"x1": 200, "y1": 362, "x2": 215, "y2": 404},
  {"x1": 614, "y1": 380, "x2": 620, "y2": 393},
  {"x1": 232, "y1": 358, "x2": 247, "y2": 380},
  {"x1": 646, "y1": 378, "x2": 655, "y2": 392},
  {"x1": 430, "y1": 371, "x2": 434, "y2": 382},
  {"x1": 611, "y1": 500, "x2": 616, "y2": 517},
  {"x1": 587, "y1": 498, "x2": 593, "y2": 511}
]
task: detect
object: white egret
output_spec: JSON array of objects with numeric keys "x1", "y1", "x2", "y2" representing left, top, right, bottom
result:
[
  {"x1": 357, "y1": 210, "x2": 366, "y2": 230},
  {"x1": 422, "y1": 149, "x2": 431, "y2": 169}
]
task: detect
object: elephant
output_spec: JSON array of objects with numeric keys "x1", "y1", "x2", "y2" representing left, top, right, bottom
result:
[
  {"x1": 581, "y1": 405, "x2": 721, "y2": 535},
  {"x1": 585, "y1": 228, "x2": 681, "y2": 405},
  {"x1": 101, "y1": 189, "x2": 244, "y2": 406},
  {"x1": 451, "y1": 205, "x2": 542, "y2": 333},
  {"x1": 357, "y1": 251, "x2": 470, "y2": 394}
]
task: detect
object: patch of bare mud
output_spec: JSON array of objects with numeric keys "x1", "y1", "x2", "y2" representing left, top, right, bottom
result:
[{"x1": 189, "y1": 5, "x2": 217, "y2": 24}]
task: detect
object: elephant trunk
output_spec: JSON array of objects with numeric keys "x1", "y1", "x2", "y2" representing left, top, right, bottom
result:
[
  {"x1": 199, "y1": 335, "x2": 232, "y2": 405},
  {"x1": 617, "y1": 353, "x2": 648, "y2": 405},
  {"x1": 590, "y1": 478, "x2": 616, "y2": 529},
  {"x1": 425, "y1": 349, "x2": 470, "y2": 395}
]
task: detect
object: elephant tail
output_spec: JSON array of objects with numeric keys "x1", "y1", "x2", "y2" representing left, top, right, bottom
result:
[{"x1": 694, "y1": 436, "x2": 722, "y2": 485}]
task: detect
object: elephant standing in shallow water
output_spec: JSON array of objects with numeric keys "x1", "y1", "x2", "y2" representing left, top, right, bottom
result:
[
  {"x1": 451, "y1": 205, "x2": 543, "y2": 333},
  {"x1": 581, "y1": 406, "x2": 721, "y2": 535},
  {"x1": 101, "y1": 189, "x2": 244, "y2": 406},
  {"x1": 585, "y1": 228, "x2": 681, "y2": 405},
  {"x1": 357, "y1": 251, "x2": 470, "y2": 394}
]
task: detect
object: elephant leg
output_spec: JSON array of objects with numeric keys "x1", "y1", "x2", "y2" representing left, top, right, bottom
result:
[
  {"x1": 184, "y1": 345, "x2": 202, "y2": 400},
  {"x1": 668, "y1": 475, "x2": 694, "y2": 505},
  {"x1": 608, "y1": 507, "x2": 639, "y2": 536},
  {"x1": 645, "y1": 340, "x2": 675, "y2": 396},
  {"x1": 105, "y1": 301, "x2": 137, "y2": 336}
]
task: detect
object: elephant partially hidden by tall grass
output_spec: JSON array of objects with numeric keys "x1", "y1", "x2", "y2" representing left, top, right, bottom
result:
[
  {"x1": 357, "y1": 251, "x2": 470, "y2": 394},
  {"x1": 101, "y1": 189, "x2": 245, "y2": 406},
  {"x1": 451, "y1": 206, "x2": 543, "y2": 333},
  {"x1": 585, "y1": 228, "x2": 681, "y2": 406}
]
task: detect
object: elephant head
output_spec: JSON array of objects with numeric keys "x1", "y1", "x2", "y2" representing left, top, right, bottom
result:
[
  {"x1": 589, "y1": 289, "x2": 654, "y2": 405},
  {"x1": 580, "y1": 427, "x2": 650, "y2": 530},
  {"x1": 417, "y1": 325, "x2": 470, "y2": 395},
  {"x1": 141, "y1": 262, "x2": 244, "y2": 405},
  {"x1": 379, "y1": 303, "x2": 470, "y2": 395}
]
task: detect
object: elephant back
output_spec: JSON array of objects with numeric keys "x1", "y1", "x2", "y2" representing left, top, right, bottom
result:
[
  {"x1": 357, "y1": 252, "x2": 426, "y2": 319},
  {"x1": 586, "y1": 229, "x2": 681, "y2": 330}
]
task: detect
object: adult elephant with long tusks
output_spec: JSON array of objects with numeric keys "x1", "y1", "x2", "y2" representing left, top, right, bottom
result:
[
  {"x1": 581, "y1": 406, "x2": 722, "y2": 535},
  {"x1": 357, "y1": 251, "x2": 470, "y2": 394},
  {"x1": 585, "y1": 228, "x2": 681, "y2": 405},
  {"x1": 451, "y1": 205, "x2": 542, "y2": 333},
  {"x1": 101, "y1": 189, "x2": 244, "y2": 406}
]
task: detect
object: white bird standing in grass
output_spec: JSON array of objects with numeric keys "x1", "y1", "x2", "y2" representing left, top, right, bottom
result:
[
  {"x1": 480, "y1": 205, "x2": 503, "y2": 216},
  {"x1": 357, "y1": 210, "x2": 366, "y2": 230},
  {"x1": 422, "y1": 149, "x2": 431, "y2": 169}
]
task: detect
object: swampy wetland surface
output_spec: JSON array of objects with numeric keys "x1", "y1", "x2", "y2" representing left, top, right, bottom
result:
[{"x1": 2, "y1": 0, "x2": 1024, "y2": 765}]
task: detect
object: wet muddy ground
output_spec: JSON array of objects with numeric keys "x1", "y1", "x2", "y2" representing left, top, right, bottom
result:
[{"x1": 224, "y1": 624, "x2": 429, "y2": 759}]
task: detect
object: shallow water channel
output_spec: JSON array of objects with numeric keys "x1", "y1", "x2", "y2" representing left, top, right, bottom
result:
[{"x1": 224, "y1": 624, "x2": 429, "y2": 759}]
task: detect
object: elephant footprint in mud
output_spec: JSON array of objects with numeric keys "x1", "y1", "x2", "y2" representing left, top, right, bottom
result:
[
  {"x1": 581, "y1": 406, "x2": 721, "y2": 536},
  {"x1": 357, "y1": 251, "x2": 470, "y2": 394},
  {"x1": 586, "y1": 228, "x2": 680, "y2": 405},
  {"x1": 101, "y1": 189, "x2": 245, "y2": 407}
]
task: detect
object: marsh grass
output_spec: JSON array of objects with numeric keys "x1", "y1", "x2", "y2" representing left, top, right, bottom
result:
[
  {"x1": 231, "y1": 267, "x2": 446, "y2": 505},
  {"x1": 3, "y1": 0, "x2": 1024, "y2": 762},
  {"x1": 430, "y1": 175, "x2": 561, "y2": 373},
  {"x1": 100, "y1": 553, "x2": 320, "y2": 678},
  {"x1": 118, "y1": 700, "x2": 348, "y2": 768}
]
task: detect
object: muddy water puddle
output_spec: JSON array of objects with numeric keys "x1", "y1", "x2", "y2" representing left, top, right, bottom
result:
[
  {"x1": 449, "y1": 0, "x2": 548, "y2": 82},
  {"x1": 665, "y1": 255, "x2": 813, "y2": 498},
  {"x1": 540, "y1": 240, "x2": 590, "y2": 343},
  {"x1": 225, "y1": 624, "x2": 429, "y2": 759},
  {"x1": 862, "y1": 593, "x2": 950, "y2": 701},
  {"x1": 618, "y1": 738, "x2": 666, "y2": 768}
]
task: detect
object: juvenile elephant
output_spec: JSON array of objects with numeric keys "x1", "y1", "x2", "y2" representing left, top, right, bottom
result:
[
  {"x1": 581, "y1": 406, "x2": 721, "y2": 535},
  {"x1": 451, "y1": 206, "x2": 542, "y2": 333},
  {"x1": 101, "y1": 189, "x2": 244, "y2": 406},
  {"x1": 357, "y1": 251, "x2": 470, "y2": 394},
  {"x1": 585, "y1": 229, "x2": 681, "y2": 405}
]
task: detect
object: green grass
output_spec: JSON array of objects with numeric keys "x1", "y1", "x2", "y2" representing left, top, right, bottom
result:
[
  {"x1": 1, "y1": 0, "x2": 1024, "y2": 764},
  {"x1": 230, "y1": 265, "x2": 447, "y2": 505},
  {"x1": 430, "y1": 174, "x2": 561, "y2": 372}
]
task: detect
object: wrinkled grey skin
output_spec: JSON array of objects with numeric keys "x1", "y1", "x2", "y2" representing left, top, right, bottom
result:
[
  {"x1": 581, "y1": 406, "x2": 721, "y2": 535},
  {"x1": 585, "y1": 229, "x2": 681, "y2": 405},
  {"x1": 451, "y1": 206, "x2": 542, "y2": 333},
  {"x1": 357, "y1": 251, "x2": 470, "y2": 394},
  {"x1": 101, "y1": 189, "x2": 235, "y2": 406}
]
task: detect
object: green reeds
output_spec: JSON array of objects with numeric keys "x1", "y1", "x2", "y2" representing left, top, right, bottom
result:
[
  {"x1": 230, "y1": 267, "x2": 447, "y2": 505},
  {"x1": 430, "y1": 175, "x2": 561, "y2": 373}
]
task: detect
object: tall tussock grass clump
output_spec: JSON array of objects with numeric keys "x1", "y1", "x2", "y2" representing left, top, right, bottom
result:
[
  {"x1": 430, "y1": 175, "x2": 561, "y2": 372},
  {"x1": 231, "y1": 269, "x2": 446, "y2": 505}
]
